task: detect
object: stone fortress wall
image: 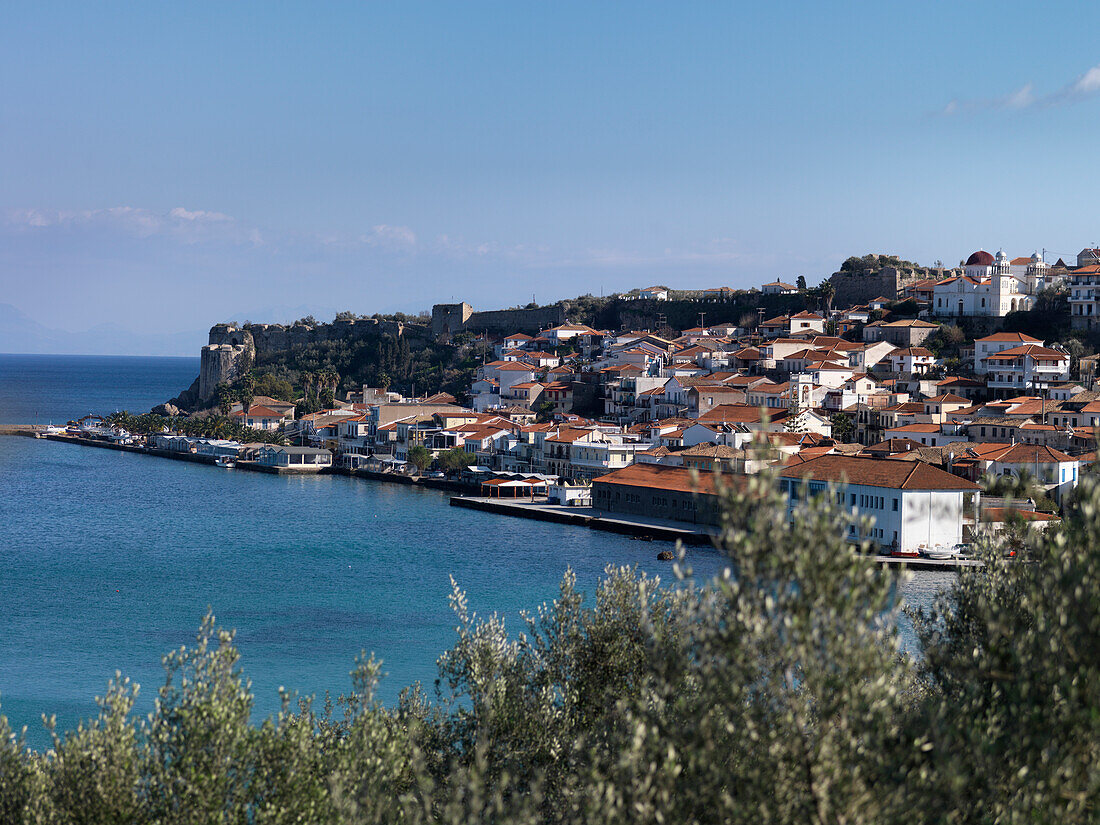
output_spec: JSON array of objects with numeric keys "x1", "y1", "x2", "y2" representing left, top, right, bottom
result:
[
  {"x1": 829, "y1": 267, "x2": 921, "y2": 307},
  {"x1": 829, "y1": 265, "x2": 959, "y2": 307},
  {"x1": 431, "y1": 302, "x2": 566, "y2": 338}
]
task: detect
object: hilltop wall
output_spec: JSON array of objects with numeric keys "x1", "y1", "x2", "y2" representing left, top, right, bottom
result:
[
  {"x1": 829, "y1": 266, "x2": 948, "y2": 307},
  {"x1": 432, "y1": 303, "x2": 566, "y2": 338}
]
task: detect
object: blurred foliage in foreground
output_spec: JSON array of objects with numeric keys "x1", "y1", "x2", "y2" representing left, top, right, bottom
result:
[{"x1": 3, "y1": 469, "x2": 1100, "y2": 824}]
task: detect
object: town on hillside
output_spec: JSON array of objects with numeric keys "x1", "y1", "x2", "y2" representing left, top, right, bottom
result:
[{"x1": 79, "y1": 247, "x2": 1100, "y2": 558}]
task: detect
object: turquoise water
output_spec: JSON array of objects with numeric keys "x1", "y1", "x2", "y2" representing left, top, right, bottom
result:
[
  {"x1": 0, "y1": 355, "x2": 735, "y2": 749},
  {"x1": 0, "y1": 355, "x2": 949, "y2": 751}
]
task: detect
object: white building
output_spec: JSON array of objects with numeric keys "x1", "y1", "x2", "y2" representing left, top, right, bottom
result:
[
  {"x1": 962, "y1": 443, "x2": 1079, "y2": 505},
  {"x1": 973, "y1": 332, "x2": 1043, "y2": 374},
  {"x1": 761, "y1": 279, "x2": 799, "y2": 294},
  {"x1": 888, "y1": 347, "x2": 936, "y2": 376},
  {"x1": 256, "y1": 445, "x2": 333, "y2": 469},
  {"x1": 231, "y1": 404, "x2": 289, "y2": 431},
  {"x1": 638, "y1": 285, "x2": 669, "y2": 301},
  {"x1": 932, "y1": 250, "x2": 1033, "y2": 318},
  {"x1": 983, "y1": 344, "x2": 1070, "y2": 395},
  {"x1": 1068, "y1": 264, "x2": 1100, "y2": 330},
  {"x1": 778, "y1": 454, "x2": 979, "y2": 552}
]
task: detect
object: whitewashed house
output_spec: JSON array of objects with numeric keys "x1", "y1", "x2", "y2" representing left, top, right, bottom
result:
[{"x1": 778, "y1": 454, "x2": 979, "y2": 552}]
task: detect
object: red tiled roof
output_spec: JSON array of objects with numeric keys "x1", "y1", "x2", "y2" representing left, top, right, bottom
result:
[
  {"x1": 984, "y1": 344, "x2": 1067, "y2": 360},
  {"x1": 699, "y1": 404, "x2": 789, "y2": 424},
  {"x1": 593, "y1": 463, "x2": 731, "y2": 495},
  {"x1": 778, "y1": 455, "x2": 978, "y2": 491},
  {"x1": 976, "y1": 332, "x2": 1042, "y2": 343},
  {"x1": 495, "y1": 362, "x2": 538, "y2": 371},
  {"x1": 232, "y1": 405, "x2": 284, "y2": 418},
  {"x1": 893, "y1": 347, "x2": 934, "y2": 358}
]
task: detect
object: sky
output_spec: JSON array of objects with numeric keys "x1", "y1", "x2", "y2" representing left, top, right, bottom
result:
[{"x1": 4, "y1": 1, "x2": 1100, "y2": 352}]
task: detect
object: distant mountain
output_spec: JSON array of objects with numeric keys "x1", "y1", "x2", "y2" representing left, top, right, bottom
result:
[{"x1": 0, "y1": 304, "x2": 203, "y2": 357}]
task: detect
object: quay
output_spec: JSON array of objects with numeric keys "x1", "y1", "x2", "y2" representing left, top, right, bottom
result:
[{"x1": 450, "y1": 495, "x2": 715, "y2": 545}]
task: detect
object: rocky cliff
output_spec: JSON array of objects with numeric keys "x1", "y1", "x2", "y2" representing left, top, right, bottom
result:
[{"x1": 167, "y1": 318, "x2": 432, "y2": 412}]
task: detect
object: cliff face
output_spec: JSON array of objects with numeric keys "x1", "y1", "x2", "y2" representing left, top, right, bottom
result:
[{"x1": 166, "y1": 319, "x2": 433, "y2": 411}]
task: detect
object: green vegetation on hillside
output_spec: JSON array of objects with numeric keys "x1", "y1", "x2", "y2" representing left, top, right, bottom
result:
[
  {"x1": 4, "y1": 468, "x2": 1100, "y2": 823},
  {"x1": 838, "y1": 253, "x2": 930, "y2": 273},
  {"x1": 248, "y1": 334, "x2": 491, "y2": 408}
]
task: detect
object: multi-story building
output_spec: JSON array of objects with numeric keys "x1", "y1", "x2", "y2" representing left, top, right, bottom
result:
[
  {"x1": 983, "y1": 344, "x2": 1070, "y2": 395},
  {"x1": 973, "y1": 332, "x2": 1043, "y2": 374},
  {"x1": 1068, "y1": 264, "x2": 1100, "y2": 330}
]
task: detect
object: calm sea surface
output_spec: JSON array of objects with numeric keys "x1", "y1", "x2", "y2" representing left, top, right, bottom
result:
[{"x1": 0, "y1": 354, "x2": 950, "y2": 750}]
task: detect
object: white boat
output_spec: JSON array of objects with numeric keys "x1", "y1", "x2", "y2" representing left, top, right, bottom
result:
[
  {"x1": 214, "y1": 455, "x2": 236, "y2": 468},
  {"x1": 923, "y1": 543, "x2": 964, "y2": 560}
]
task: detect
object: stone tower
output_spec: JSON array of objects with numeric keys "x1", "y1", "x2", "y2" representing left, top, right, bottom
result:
[{"x1": 198, "y1": 324, "x2": 255, "y2": 401}]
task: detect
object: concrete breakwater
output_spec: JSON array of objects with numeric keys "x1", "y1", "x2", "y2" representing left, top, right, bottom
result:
[{"x1": 450, "y1": 496, "x2": 715, "y2": 545}]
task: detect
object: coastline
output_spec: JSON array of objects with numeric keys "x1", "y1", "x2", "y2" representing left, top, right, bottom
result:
[{"x1": 3, "y1": 427, "x2": 981, "y2": 569}]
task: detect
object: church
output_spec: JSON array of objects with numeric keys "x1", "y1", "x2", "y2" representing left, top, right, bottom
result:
[{"x1": 931, "y1": 250, "x2": 1035, "y2": 318}]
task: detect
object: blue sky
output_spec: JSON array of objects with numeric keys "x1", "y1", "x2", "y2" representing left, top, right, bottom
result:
[{"x1": 3, "y1": 2, "x2": 1100, "y2": 349}]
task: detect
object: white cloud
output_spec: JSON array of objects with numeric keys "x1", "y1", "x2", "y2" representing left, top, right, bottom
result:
[
  {"x1": 1069, "y1": 65, "x2": 1100, "y2": 95},
  {"x1": 941, "y1": 64, "x2": 1100, "y2": 115},
  {"x1": 365, "y1": 224, "x2": 416, "y2": 247},
  {"x1": 2, "y1": 205, "x2": 261, "y2": 245},
  {"x1": 168, "y1": 207, "x2": 233, "y2": 222}
]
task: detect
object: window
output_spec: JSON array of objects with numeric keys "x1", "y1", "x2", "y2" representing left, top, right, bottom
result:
[{"x1": 892, "y1": 498, "x2": 898, "y2": 511}]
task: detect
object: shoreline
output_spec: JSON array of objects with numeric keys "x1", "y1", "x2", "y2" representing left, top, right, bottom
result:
[{"x1": 3, "y1": 426, "x2": 980, "y2": 569}]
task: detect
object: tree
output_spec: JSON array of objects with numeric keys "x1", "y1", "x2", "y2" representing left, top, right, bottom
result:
[
  {"x1": 439, "y1": 448, "x2": 475, "y2": 474},
  {"x1": 407, "y1": 444, "x2": 432, "y2": 476},
  {"x1": 796, "y1": 275, "x2": 807, "y2": 291},
  {"x1": 911, "y1": 473, "x2": 1100, "y2": 821},
  {"x1": 830, "y1": 411, "x2": 855, "y2": 442},
  {"x1": 237, "y1": 371, "x2": 256, "y2": 414},
  {"x1": 534, "y1": 399, "x2": 555, "y2": 423},
  {"x1": 820, "y1": 279, "x2": 835, "y2": 313},
  {"x1": 215, "y1": 383, "x2": 234, "y2": 416},
  {"x1": 253, "y1": 373, "x2": 295, "y2": 402}
]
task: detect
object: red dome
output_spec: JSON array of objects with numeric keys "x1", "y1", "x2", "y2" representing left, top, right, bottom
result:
[{"x1": 965, "y1": 250, "x2": 994, "y2": 266}]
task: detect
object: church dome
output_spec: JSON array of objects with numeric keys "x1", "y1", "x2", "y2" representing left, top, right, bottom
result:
[
  {"x1": 995, "y1": 249, "x2": 1009, "y2": 263},
  {"x1": 965, "y1": 250, "x2": 995, "y2": 266},
  {"x1": 1031, "y1": 251, "x2": 1042, "y2": 263}
]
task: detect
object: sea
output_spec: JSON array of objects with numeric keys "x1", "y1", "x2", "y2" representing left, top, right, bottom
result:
[{"x1": 0, "y1": 354, "x2": 953, "y2": 750}]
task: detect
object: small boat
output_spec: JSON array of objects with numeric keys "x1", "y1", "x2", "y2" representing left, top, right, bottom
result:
[
  {"x1": 923, "y1": 544, "x2": 964, "y2": 561},
  {"x1": 214, "y1": 455, "x2": 236, "y2": 469},
  {"x1": 891, "y1": 546, "x2": 922, "y2": 558}
]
